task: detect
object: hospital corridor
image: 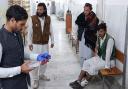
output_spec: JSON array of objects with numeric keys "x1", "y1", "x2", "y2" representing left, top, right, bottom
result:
[{"x1": 0, "y1": 0, "x2": 128, "y2": 89}]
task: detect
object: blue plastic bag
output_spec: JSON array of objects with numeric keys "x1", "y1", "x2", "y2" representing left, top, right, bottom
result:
[{"x1": 37, "y1": 52, "x2": 51, "y2": 61}]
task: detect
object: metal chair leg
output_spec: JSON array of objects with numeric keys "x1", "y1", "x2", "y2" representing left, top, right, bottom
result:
[{"x1": 103, "y1": 76, "x2": 105, "y2": 89}]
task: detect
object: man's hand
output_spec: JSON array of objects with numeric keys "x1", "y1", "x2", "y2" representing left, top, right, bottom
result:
[
  {"x1": 29, "y1": 44, "x2": 33, "y2": 51},
  {"x1": 51, "y1": 44, "x2": 54, "y2": 48},
  {"x1": 93, "y1": 51, "x2": 97, "y2": 56},
  {"x1": 21, "y1": 62, "x2": 33, "y2": 74},
  {"x1": 41, "y1": 59, "x2": 49, "y2": 65},
  {"x1": 93, "y1": 47, "x2": 98, "y2": 56}
]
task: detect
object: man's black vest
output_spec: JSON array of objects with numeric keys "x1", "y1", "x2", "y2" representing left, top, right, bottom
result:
[
  {"x1": 0, "y1": 27, "x2": 28, "y2": 89},
  {"x1": 75, "y1": 12, "x2": 99, "y2": 51}
]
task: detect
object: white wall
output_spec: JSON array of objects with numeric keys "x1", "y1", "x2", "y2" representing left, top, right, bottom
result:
[
  {"x1": 127, "y1": 45, "x2": 128, "y2": 89},
  {"x1": 104, "y1": 4, "x2": 127, "y2": 53},
  {"x1": 0, "y1": 0, "x2": 9, "y2": 28},
  {"x1": 96, "y1": 0, "x2": 104, "y2": 20},
  {"x1": 125, "y1": 5, "x2": 128, "y2": 89},
  {"x1": 30, "y1": 0, "x2": 38, "y2": 15},
  {"x1": 105, "y1": 0, "x2": 128, "y2": 5}
]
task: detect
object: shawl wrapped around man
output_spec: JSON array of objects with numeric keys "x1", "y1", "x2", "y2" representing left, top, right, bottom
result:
[{"x1": 75, "y1": 11, "x2": 99, "y2": 51}]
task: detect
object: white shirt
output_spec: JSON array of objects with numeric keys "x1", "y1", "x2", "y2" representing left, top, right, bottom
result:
[
  {"x1": 99, "y1": 34, "x2": 114, "y2": 68},
  {"x1": 27, "y1": 16, "x2": 54, "y2": 46}
]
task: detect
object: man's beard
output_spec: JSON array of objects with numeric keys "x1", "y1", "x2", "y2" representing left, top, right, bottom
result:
[{"x1": 36, "y1": 12, "x2": 45, "y2": 17}]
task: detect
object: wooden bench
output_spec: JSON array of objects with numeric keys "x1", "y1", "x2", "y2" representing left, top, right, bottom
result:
[{"x1": 100, "y1": 49, "x2": 124, "y2": 89}]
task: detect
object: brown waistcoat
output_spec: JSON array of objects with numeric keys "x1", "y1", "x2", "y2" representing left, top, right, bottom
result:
[{"x1": 31, "y1": 15, "x2": 51, "y2": 44}]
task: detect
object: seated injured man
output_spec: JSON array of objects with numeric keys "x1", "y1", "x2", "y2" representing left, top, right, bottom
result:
[{"x1": 69, "y1": 23, "x2": 116, "y2": 89}]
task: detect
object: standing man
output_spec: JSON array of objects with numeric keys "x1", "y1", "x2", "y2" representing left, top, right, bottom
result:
[
  {"x1": 0, "y1": 5, "x2": 33, "y2": 89},
  {"x1": 75, "y1": 3, "x2": 99, "y2": 67},
  {"x1": 69, "y1": 23, "x2": 115, "y2": 89},
  {"x1": 27, "y1": 3, "x2": 54, "y2": 89}
]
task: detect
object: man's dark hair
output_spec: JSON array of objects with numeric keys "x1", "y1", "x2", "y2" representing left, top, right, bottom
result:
[
  {"x1": 37, "y1": 3, "x2": 47, "y2": 17},
  {"x1": 84, "y1": 3, "x2": 92, "y2": 10},
  {"x1": 6, "y1": 5, "x2": 28, "y2": 21},
  {"x1": 98, "y1": 23, "x2": 107, "y2": 31}
]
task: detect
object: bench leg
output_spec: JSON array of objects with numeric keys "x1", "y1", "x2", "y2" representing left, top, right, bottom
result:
[
  {"x1": 109, "y1": 82, "x2": 113, "y2": 89},
  {"x1": 71, "y1": 39, "x2": 73, "y2": 47},
  {"x1": 119, "y1": 86, "x2": 122, "y2": 89},
  {"x1": 72, "y1": 39, "x2": 76, "y2": 47},
  {"x1": 70, "y1": 35, "x2": 73, "y2": 40},
  {"x1": 68, "y1": 34, "x2": 70, "y2": 38},
  {"x1": 75, "y1": 43, "x2": 78, "y2": 54},
  {"x1": 103, "y1": 76, "x2": 105, "y2": 89},
  {"x1": 76, "y1": 41, "x2": 79, "y2": 54}
]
